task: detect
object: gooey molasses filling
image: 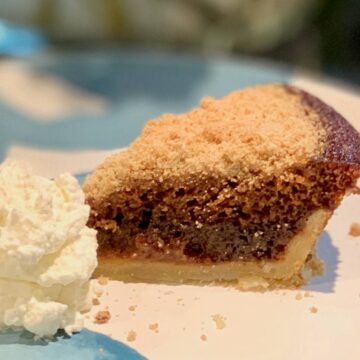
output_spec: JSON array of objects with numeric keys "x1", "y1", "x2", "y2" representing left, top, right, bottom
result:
[{"x1": 87, "y1": 161, "x2": 358, "y2": 263}]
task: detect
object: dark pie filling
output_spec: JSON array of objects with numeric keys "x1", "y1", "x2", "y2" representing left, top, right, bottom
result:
[{"x1": 87, "y1": 162, "x2": 358, "y2": 263}]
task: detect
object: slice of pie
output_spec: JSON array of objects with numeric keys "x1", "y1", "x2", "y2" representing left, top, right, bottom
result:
[{"x1": 84, "y1": 84, "x2": 360, "y2": 290}]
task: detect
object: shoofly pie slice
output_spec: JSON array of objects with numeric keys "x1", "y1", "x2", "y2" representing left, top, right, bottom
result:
[{"x1": 84, "y1": 84, "x2": 360, "y2": 290}]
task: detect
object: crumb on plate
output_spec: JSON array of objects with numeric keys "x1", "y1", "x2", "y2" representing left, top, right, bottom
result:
[
  {"x1": 92, "y1": 298, "x2": 100, "y2": 306},
  {"x1": 127, "y1": 330, "x2": 137, "y2": 342},
  {"x1": 211, "y1": 314, "x2": 226, "y2": 330},
  {"x1": 349, "y1": 223, "x2": 360, "y2": 237},
  {"x1": 309, "y1": 306, "x2": 318, "y2": 314},
  {"x1": 97, "y1": 275, "x2": 109, "y2": 285},
  {"x1": 200, "y1": 334, "x2": 207, "y2": 341},
  {"x1": 149, "y1": 323, "x2": 159, "y2": 333},
  {"x1": 94, "y1": 310, "x2": 111, "y2": 324},
  {"x1": 295, "y1": 292, "x2": 303, "y2": 301}
]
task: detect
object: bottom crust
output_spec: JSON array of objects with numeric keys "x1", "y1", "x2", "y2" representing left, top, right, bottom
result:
[{"x1": 94, "y1": 209, "x2": 331, "y2": 290}]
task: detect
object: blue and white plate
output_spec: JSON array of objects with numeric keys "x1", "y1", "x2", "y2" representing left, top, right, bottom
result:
[{"x1": 0, "y1": 49, "x2": 359, "y2": 360}]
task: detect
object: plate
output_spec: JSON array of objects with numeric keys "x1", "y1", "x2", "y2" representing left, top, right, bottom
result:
[{"x1": 0, "y1": 49, "x2": 359, "y2": 360}]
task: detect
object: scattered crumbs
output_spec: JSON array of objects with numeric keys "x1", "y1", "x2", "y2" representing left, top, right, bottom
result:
[
  {"x1": 128, "y1": 305, "x2": 137, "y2": 312},
  {"x1": 92, "y1": 298, "x2": 100, "y2": 306},
  {"x1": 177, "y1": 298, "x2": 183, "y2": 303},
  {"x1": 309, "y1": 306, "x2": 318, "y2": 314},
  {"x1": 211, "y1": 314, "x2": 226, "y2": 330},
  {"x1": 98, "y1": 347, "x2": 104, "y2": 353},
  {"x1": 85, "y1": 315, "x2": 90, "y2": 319},
  {"x1": 304, "y1": 291, "x2": 313, "y2": 298},
  {"x1": 115, "y1": 299, "x2": 119, "y2": 303},
  {"x1": 200, "y1": 334, "x2": 207, "y2": 342},
  {"x1": 194, "y1": 297, "x2": 199, "y2": 301},
  {"x1": 349, "y1": 223, "x2": 360, "y2": 237},
  {"x1": 94, "y1": 310, "x2": 111, "y2": 324},
  {"x1": 182, "y1": 327, "x2": 186, "y2": 331},
  {"x1": 295, "y1": 293, "x2": 303, "y2": 301},
  {"x1": 106, "y1": 292, "x2": 109, "y2": 296},
  {"x1": 94, "y1": 287, "x2": 103, "y2": 298},
  {"x1": 149, "y1": 323, "x2": 159, "y2": 333},
  {"x1": 105, "y1": 306, "x2": 109, "y2": 310},
  {"x1": 115, "y1": 314, "x2": 120, "y2": 318},
  {"x1": 164, "y1": 291, "x2": 174, "y2": 295},
  {"x1": 97, "y1": 275, "x2": 109, "y2": 286},
  {"x1": 282, "y1": 291, "x2": 287, "y2": 296},
  {"x1": 127, "y1": 330, "x2": 137, "y2": 342}
]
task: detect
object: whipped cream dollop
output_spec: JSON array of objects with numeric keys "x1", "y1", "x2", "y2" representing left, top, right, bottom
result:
[{"x1": 0, "y1": 161, "x2": 98, "y2": 337}]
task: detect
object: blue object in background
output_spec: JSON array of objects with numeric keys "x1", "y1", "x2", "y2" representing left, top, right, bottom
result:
[{"x1": 0, "y1": 21, "x2": 45, "y2": 56}]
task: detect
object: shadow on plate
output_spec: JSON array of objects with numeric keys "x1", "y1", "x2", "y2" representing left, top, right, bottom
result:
[
  {"x1": 305, "y1": 230, "x2": 339, "y2": 293},
  {"x1": 0, "y1": 328, "x2": 147, "y2": 359}
]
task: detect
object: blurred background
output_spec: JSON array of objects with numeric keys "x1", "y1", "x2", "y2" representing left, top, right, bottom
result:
[{"x1": 0, "y1": 0, "x2": 359, "y2": 84}]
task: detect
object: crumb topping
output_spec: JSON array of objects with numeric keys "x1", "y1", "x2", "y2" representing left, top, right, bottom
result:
[
  {"x1": 309, "y1": 306, "x2": 318, "y2": 314},
  {"x1": 84, "y1": 84, "x2": 325, "y2": 200}
]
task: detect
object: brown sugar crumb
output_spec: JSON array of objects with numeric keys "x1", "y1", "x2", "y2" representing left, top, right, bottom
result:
[
  {"x1": 295, "y1": 292, "x2": 303, "y2": 301},
  {"x1": 149, "y1": 323, "x2": 159, "y2": 333},
  {"x1": 200, "y1": 334, "x2": 207, "y2": 342},
  {"x1": 349, "y1": 223, "x2": 360, "y2": 237},
  {"x1": 97, "y1": 275, "x2": 109, "y2": 286},
  {"x1": 94, "y1": 287, "x2": 103, "y2": 298},
  {"x1": 94, "y1": 310, "x2": 111, "y2": 324},
  {"x1": 164, "y1": 291, "x2": 174, "y2": 295},
  {"x1": 128, "y1": 305, "x2": 137, "y2": 312},
  {"x1": 127, "y1": 330, "x2": 137, "y2": 342},
  {"x1": 211, "y1": 314, "x2": 226, "y2": 330},
  {"x1": 84, "y1": 84, "x2": 326, "y2": 201},
  {"x1": 304, "y1": 291, "x2": 313, "y2": 298},
  {"x1": 92, "y1": 298, "x2": 100, "y2": 306},
  {"x1": 309, "y1": 306, "x2": 318, "y2": 314}
]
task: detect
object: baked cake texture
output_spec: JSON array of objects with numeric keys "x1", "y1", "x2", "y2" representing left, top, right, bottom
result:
[{"x1": 84, "y1": 84, "x2": 360, "y2": 290}]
